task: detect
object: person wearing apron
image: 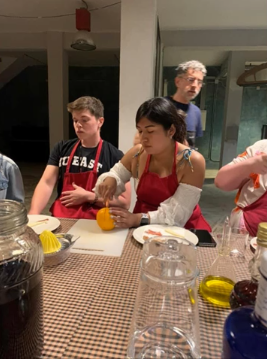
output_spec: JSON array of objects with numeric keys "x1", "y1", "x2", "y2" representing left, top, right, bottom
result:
[
  {"x1": 133, "y1": 142, "x2": 211, "y2": 231},
  {"x1": 49, "y1": 139, "x2": 103, "y2": 219},
  {"x1": 215, "y1": 139, "x2": 267, "y2": 237},
  {"x1": 29, "y1": 96, "x2": 131, "y2": 219},
  {"x1": 94, "y1": 97, "x2": 211, "y2": 231}
]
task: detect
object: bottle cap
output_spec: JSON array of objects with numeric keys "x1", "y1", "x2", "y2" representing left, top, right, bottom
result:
[
  {"x1": 257, "y1": 222, "x2": 267, "y2": 247},
  {"x1": 260, "y1": 251, "x2": 267, "y2": 278}
]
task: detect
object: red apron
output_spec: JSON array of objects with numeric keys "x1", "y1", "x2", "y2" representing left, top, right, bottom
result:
[
  {"x1": 50, "y1": 139, "x2": 103, "y2": 219},
  {"x1": 133, "y1": 142, "x2": 211, "y2": 231},
  {"x1": 241, "y1": 190, "x2": 267, "y2": 237}
]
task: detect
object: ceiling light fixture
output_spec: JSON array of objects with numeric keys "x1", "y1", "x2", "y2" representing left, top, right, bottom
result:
[{"x1": 71, "y1": 1, "x2": 96, "y2": 51}]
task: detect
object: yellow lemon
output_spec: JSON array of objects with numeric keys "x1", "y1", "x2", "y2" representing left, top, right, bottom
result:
[{"x1": 96, "y1": 208, "x2": 115, "y2": 231}]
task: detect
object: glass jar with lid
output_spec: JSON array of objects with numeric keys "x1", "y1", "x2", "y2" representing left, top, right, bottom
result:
[
  {"x1": 248, "y1": 222, "x2": 267, "y2": 281},
  {"x1": 0, "y1": 200, "x2": 44, "y2": 358},
  {"x1": 127, "y1": 236, "x2": 201, "y2": 359},
  {"x1": 230, "y1": 222, "x2": 267, "y2": 309}
]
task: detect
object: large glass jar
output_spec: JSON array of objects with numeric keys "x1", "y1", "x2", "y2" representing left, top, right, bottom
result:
[
  {"x1": 248, "y1": 222, "x2": 267, "y2": 281},
  {"x1": 0, "y1": 200, "x2": 44, "y2": 358},
  {"x1": 230, "y1": 222, "x2": 267, "y2": 309},
  {"x1": 127, "y1": 237, "x2": 201, "y2": 359}
]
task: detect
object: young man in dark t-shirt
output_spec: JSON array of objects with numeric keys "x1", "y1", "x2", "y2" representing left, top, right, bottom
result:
[
  {"x1": 29, "y1": 96, "x2": 131, "y2": 218},
  {"x1": 48, "y1": 139, "x2": 124, "y2": 199},
  {"x1": 166, "y1": 60, "x2": 206, "y2": 147}
]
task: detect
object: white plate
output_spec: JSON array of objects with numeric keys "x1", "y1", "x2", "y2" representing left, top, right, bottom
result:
[
  {"x1": 132, "y1": 225, "x2": 199, "y2": 246},
  {"x1": 250, "y1": 237, "x2": 257, "y2": 253},
  {"x1": 27, "y1": 215, "x2": 61, "y2": 235}
]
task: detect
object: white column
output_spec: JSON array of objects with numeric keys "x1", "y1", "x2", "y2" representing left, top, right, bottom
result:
[
  {"x1": 119, "y1": 0, "x2": 157, "y2": 153},
  {"x1": 119, "y1": 0, "x2": 157, "y2": 211},
  {"x1": 157, "y1": 43, "x2": 165, "y2": 97},
  {"x1": 220, "y1": 52, "x2": 246, "y2": 166},
  {"x1": 47, "y1": 32, "x2": 69, "y2": 150}
]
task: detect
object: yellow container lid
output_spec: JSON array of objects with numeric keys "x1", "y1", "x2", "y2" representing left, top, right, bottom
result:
[{"x1": 257, "y1": 222, "x2": 267, "y2": 247}]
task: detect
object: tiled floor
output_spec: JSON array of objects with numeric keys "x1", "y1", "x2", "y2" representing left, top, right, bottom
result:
[{"x1": 19, "y1": 162, "x2": 236, "y2": 229}]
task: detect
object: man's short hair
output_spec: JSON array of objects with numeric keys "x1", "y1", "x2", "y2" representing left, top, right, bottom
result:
[
  {"x1": 176, "y1": 60, "x2": 207, "y2": 77},
  {"x1": 67, "y1": 96, "x2": 104, "y2": 118}
]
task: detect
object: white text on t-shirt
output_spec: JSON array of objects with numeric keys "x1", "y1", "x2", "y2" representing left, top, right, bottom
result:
[{"x1": 59, "y1": 156, "x2": 103, "y2": 171}]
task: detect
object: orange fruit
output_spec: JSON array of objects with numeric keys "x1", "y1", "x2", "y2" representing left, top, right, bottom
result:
[{"x1": 96, "y1": 207, "x2": 115, "y2": 231}]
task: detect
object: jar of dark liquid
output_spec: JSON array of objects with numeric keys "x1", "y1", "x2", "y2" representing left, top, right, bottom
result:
[
  {"x1": 0, "y1": 200, "x2": 44, "y2": 358},
  {"x1": 230, "y1": 222, "x2": 267, "y2": 309}
]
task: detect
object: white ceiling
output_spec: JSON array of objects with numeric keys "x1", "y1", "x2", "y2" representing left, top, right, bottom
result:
[
  {"x1": 0, "y1": 0, "x2": 266, "y2": 67},
  {"x1": 157, "y1": 0, "x2": 267, "y2": 30},
  {"x1": 1, "y1": 0, "x2": 267, "y2": 33},
  {"x1": 0, "y1": 0, "x2": 121, "y2": 33}
]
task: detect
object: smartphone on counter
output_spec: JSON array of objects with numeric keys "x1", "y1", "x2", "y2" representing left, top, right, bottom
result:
[{"x1": 189, "y1": 229, "x2": 217, "y2": 247}]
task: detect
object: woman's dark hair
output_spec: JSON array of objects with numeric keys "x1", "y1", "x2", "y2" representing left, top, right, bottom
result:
[{"x1": 135, "y1": 97, "x2": 187, "y2": 143}]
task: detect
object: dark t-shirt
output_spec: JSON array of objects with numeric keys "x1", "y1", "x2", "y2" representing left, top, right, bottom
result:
[
  {"x1": 165, "y1": 96, "x2": 203, "y2": 147},
  {"x1": 48, "y1": 139, "x2": 123, "y2": 198}
]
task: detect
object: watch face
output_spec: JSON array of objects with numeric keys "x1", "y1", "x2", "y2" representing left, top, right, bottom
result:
[{"x1": 140, "y1": 214, "x2": 149, "y2": 226}]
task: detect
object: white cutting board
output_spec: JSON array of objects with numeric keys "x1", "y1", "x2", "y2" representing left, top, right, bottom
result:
[{"x1": 68, "y1": 219, "x2": 128, "y2": 257}]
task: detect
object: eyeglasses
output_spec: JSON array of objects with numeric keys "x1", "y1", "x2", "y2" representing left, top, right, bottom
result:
[{"x1": 181, "y1": 77, "x2": 205, "y2": 87}]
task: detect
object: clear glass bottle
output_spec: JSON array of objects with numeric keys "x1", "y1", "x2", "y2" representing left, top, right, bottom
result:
[
  {"x1": 222, "y1": 251, "x2": 267, "y2": 359},
  {"x1": 200, "y1": 223, "x2": 236, "y2": 308},
  {"x1": 229, "y1": 223, "x2": 267, "y2": 309},
  {"x1": 127, "y1": 237, "x2": 201, "y2": 359},
  {"x1": 0, "y1": 200, "x2": 44, "y2": 358},
  {"x1": 248, "y1": 222, "x2": 267, "y2": 281}
]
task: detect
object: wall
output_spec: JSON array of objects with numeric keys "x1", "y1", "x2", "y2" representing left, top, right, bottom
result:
[
  {"x1": 197, "y1": 80, "x2": 226, "y2": 163},
  {"x1": 68, "y1": 66, "x2": 120, "y2": 146},
  {"x1": 238, "y1": 87, "x2": 267, "y2": 153},
  {"x1": 0, "y1": 66, "x2": 49, "y2": 160},
  {"x1": 0, "y1": 65, "x2": 120, "y2": 162}
]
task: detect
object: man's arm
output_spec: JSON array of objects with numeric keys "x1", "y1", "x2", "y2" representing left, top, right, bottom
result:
[
  {"x1": 29, "y1": 165, "x2": 59, "y2": 214},
  {"x1": 60, "y1": 181, "x2": 132, "y2": 210}
]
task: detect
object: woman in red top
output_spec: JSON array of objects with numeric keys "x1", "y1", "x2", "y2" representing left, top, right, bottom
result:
[{"x1": 95, "y1": 97, "x2": 211, "y2": 231}]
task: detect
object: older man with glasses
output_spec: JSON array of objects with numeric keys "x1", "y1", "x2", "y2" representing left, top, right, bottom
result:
[{"x1": 166, "y1": 60, "x2": 206, "y2": 148}]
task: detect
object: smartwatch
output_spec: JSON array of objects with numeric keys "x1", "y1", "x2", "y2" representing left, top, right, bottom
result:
[{"x1": 140, "y1": 213, "x2": 149, "y2": 226}]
